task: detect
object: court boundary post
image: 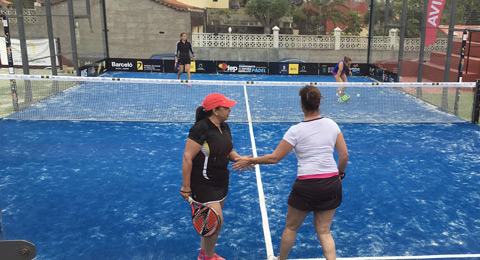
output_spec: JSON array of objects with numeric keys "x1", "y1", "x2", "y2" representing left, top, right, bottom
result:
[
  {"x1": 1, "y1": 14, "x2": 19, "y2": 111},
  {"x1": 472, "y1": 79, "x2": 480, "y2": 124}
]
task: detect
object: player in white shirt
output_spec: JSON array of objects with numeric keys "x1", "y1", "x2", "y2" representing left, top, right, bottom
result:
[{"x1": 233, "y1": 85, "x2": 349, "y2": 260}]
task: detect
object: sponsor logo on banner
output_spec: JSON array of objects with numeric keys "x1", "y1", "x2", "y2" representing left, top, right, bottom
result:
[
  {"x1": 137, "y1": 61, "x2": 143, "y2": 71},
  {"x1": 111, "y1": 61, "x2": 133, "y2": 70},
  {"x1": 196, "y1": 62, "x2": 205, "y2": 72},
  {"x1": 289, "y1": 64, "x2": 299, "y2": 75},
  {"x1": 425, "y1": 0, "x2": 446, "y2": 46},
  {"x1": 190, "y1": 61, "x2": 196, "y2": 72},
  {"x1": 350, "y1": 63, "x2": 360, "y2": 74},
  {"x1": 279, "y1": 64, "x2": 289, "y2": 74},
  {"x1": 321, "y1": 65, "x2": 328, "y2": 74},
  {"x1": 218, "y1": 62, "x2": 266, "y2": 73},
  {"x1": 299, "y1": 65, "x2": 309, "y2": 73},
  {"x1": 218, "y1": 63, "x2": 238, "y2": 73}
]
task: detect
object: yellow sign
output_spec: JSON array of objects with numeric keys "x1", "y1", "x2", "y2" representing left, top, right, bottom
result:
[
  {"x1": 137, "y1": 61, "x2": 143, "y2": 71},
  {"x1": 190, "y1": 61, "x2": 196, "y2": 72},
  {"x1": 289, "y1": 64, "x2": 299, "y2": 74}
]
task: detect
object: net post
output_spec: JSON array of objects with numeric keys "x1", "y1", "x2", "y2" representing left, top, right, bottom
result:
[
  {"x1": 472, "y1": 79, "x2": 480, "y2": 124},
  {"x1": 1, "y1": 14, "x2": 19, "y2": 111}
]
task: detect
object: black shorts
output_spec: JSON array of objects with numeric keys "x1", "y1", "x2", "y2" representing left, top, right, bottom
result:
[
  {"x1": 178, "y1": 58, "x2": 191, "y2": 66},
  {"x1": 191, "y1": 177, "x2": 229, "y2": 204},
  {"x1": 288, "y1": 176, "x2": 342, "y2": 211}
]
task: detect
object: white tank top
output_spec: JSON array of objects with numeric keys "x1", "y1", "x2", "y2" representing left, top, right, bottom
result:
[{"x1": 282, "y1": 117, "x2": 340, "y2": 178}]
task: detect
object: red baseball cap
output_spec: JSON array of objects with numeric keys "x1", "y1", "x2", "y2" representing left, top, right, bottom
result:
[{"x1": 202, "y1": 93, "x2": 236, "y2": 111}]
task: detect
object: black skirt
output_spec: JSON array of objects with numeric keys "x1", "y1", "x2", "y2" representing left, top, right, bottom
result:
[
  {"x1": 178, "y1": 58, "x2": 191, "y2": 65},
  {"x1": 288, "y1": 175, "x2": 342, "y2": 211},
  {"x1": 191, "y1": 175, "x2": 229, "y2": 204}
]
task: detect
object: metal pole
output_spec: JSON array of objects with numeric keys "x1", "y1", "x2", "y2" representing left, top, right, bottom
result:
[
  {"x1": 417, "y1": 0, "x2": 429, "y2": 84},
  {"x1": 100, "y1": 0, "x2": 109, "y2": 58},
  {"x1": 67, "y1": 0, "x2": 80, "y2": 76},
  {"x1": 472, "y1": 79, "x2": 480, "y2": 124},
  {"x1": 366, "y1": 0, "x2": 375, "y2": 64},
  {"x1": 384, "y1": 0, "x2": 390, "y2": 36},
  {"x1": 457, "y1": 30, "x2": 468, "y2": 82},
  {"x1": 396, "y1": 0, "x2": 408, "y2": 82},
  {"x1": 443, "y1": 0, "x2": 457, "y2": 82},
  {"x1": 442, "y1": 0, "x2": 458, "y2": 109},
  {"x1": 454, "y1": 30, "x2": 468, "y2": 115},
  {"x1": 16, "y1": 0, "x2": 32, "y2": 104},
  {"x1": 1, "y1": 15, "x2": 19, "y2": 111},
  {"x1": 15, "y1": 1, "x2": 30, "y2": 75},
  {"x1": 45, "y1": 0, "x2": 58, "y2": 76}
]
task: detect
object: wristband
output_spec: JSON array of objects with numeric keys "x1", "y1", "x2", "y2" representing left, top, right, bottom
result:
[{"x1": 180, "y1": 190, "x2": 192, "y2": 194}]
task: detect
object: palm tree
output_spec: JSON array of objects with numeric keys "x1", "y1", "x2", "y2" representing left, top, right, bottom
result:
[{"x1": 318, "y1": 0, "x2": 349, "y2": 34}]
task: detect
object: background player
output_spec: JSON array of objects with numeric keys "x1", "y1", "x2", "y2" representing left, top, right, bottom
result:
[
  {"x1": 333, "y1": 56, "x2": 352, "y2": 102},
  {"x1": 175, "y1": 32, "x2": 195, "y2": 82}
]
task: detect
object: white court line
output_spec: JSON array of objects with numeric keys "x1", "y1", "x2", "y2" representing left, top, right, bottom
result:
[
  {"x1": 243, "y1": 85, "x2": 275, "y2": 259},
  {"x1": 290, "y1": 254, "x2": 480, "y2": 260}
]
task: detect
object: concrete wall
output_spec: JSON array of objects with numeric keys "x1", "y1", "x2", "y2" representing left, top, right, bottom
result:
[
  {"x1": 1, "y1": 0, "x2": 192, "y2": 66},
  {"x1": 102, "y1": 0, "x2": 191, "y2": 59},
  {"x1": 194, "y1": 47, "x2": 422, "y2": 63}
]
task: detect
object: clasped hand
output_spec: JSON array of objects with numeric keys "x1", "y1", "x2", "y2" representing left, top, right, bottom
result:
[{"x1": 232, "y1": 155, "x2": 255, "y2": 173}]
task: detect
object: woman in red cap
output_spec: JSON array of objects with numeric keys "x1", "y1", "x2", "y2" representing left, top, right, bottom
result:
[{"x1": 180, "y1": 93, "x2": 251, "y2": 260}]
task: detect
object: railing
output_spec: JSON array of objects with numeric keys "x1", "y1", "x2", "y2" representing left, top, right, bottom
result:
[{"x1": 192, "y1": 29, "x2": 454, "y2": 51}]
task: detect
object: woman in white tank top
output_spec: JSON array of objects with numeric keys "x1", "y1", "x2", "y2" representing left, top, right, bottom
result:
[{"x1": 233, "y1": 85, "x2": 349, "y2": 260}]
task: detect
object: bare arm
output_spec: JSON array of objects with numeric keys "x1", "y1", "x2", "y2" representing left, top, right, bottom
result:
[
  {"x1": 228, "y1": 149, "x2": 254, "y2": 172},
  {"x1": 174, "y1": 42, "x2": 178, "y2": 64},
  {"x1": 335, "y1": 131, "x2": 349, "y2": 173},
  {"x1": 181, "y1": 138, "x2": 202, "y2": 200},
  {"x1": 232, "y1": 140, "x2": 294, "y2": 171}
]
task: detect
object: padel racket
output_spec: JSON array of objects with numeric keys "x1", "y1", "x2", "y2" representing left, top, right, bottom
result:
[
  {"x1": 188, "y1": 197, "x2": 220, "y2": 237},
  {"x1": 338, "y1": 93, "x2": 351, "y2": 103}
]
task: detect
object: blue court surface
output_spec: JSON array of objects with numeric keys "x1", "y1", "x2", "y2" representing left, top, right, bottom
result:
[{"x1": 1, "y1": 73, "x2": 479, "y2": 260}]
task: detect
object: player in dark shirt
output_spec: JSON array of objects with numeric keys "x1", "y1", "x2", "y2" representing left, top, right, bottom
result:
[
  {"x1": 180, "y1": 93, "x2": 252, "y2": 260},
  {"x1": 175, "y1": 32, "x2": 195, "y2": 82}
]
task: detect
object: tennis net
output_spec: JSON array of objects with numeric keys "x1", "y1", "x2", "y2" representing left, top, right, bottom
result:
[{"x1": 0, "y1": 74, "x2": 477, "y2": 123}]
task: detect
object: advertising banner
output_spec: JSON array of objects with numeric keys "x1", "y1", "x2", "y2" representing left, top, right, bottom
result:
[
  {"x1": 369, "y1": 65, "x2": 398, "y2": 82},
  {"x1": 163, "y1": 60, "x2": 214, "y2": 73},
  {"x1": 80, "y1": 59, "x2": 108, "y2": 77},
  {"x1": 274, "y1": 63, "x2": 318, "y2": 75},
  {"x1": 217, "y1": 61, "x2": 268, "y2": 74},
  {"x1": 425, "y1": 0, "x2": 446, "y2": 46},
  {"x1": 107, "y1": 58, "x2": 162, "y2": 72},
  {"x1": 319, "y1": 63, "x2": 337, "y2": 75},
  {"x1": 0, "y1": 38, "x2": 58, "y2": 66}
]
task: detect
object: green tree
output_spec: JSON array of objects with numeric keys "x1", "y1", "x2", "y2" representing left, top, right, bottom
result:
[
  {"x1": 364, "y1": 0, "x2": 423, "y2": 37},
  {"x1": 453, "y1": 0, "x2": 480, "y2": 25},
  {"x1": 344, "y1": 11, "x2": 364, "y2": 35},
  {"x1": 246, "y1": 0, "x2": 290, "y2": 34},
  {"x1": 291, "y1": 0, "x2": 349, "y2": 35},
  {"x1": 318, "y1": 0, "x2": 349, "y2": 34}
]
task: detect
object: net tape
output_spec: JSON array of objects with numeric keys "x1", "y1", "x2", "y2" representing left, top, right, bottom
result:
[{"x1": 1, "y1": 74, "x2": 476, "y2": 123}]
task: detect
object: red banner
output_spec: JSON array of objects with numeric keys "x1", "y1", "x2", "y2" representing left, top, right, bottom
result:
[{"x1": 425, "y1": 0, "x2": 446, "y2": 46}]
